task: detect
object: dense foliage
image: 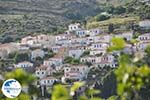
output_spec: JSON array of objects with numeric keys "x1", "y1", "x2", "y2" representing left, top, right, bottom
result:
[{"x1": 64, "y1": 56, "x2": 80, "y2": 65}]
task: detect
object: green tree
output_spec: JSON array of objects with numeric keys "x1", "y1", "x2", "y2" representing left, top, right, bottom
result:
[
  {"x1": 95, "y1": 14, "x2": 110, "y2": 21},
  {"x1": 108, "y1": 24, "x2": 114, "y2": 33},
  {"x1": 14, "y1": 53, "x2": 29, "y2": 63},
  {"x1": 51, "y1": 82, "x2": 101, "y2": 100},
  {"x1": 71, "y1": 59, "x2": 80, "y2": 65},
  {"x1": 145, "y1": 45, "x2": 150, "y2": 56},
  {"x1": 115, "y1": 57, "x2": 150, "y2": 100},
  {"x1": 2, "y1": 36, "x2": 13, "y2": 43},
  {"x1": 81, "y1": 51, "x2": 90, "y2": 57},
  {"x1": 113, "y1": 6, "x2": 126, "y2": 14},
  {"x1": 8, "y1": 52, "x2": 17, "y2": 59},
  {"x1": 64, "y1": 56, "x2": 73, "y2": 64},
  {"x1": 46, "y1": 51, "x2": 55, "y2": 58},
  {"x1": 107, "y1": 37, "x2": 126, "y2": 52},
  {"x1": 142, "y1": 45, "x2": 150, "y2": 66},
  {"x1": 64, "y1": 56, "x2": 80, "y2": 65},
  {"x1": 105, "y1": 5, "x2": 114, "y2": 14}
]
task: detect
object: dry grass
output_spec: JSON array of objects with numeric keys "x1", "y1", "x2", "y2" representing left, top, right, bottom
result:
[{"x1": 87, "y1": 16, "x2": 140, "y2": 29}]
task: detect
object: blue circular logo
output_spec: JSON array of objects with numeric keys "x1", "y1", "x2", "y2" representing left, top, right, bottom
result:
[{"x1": 1, "y1": 79, "x2": 22, "y2": 98}]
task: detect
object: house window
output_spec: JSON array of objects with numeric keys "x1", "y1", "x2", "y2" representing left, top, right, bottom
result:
[
  {"x1": 145, "y1": 37, "x2": 147, "y2": 40},
  {"x1": 42, "y1": 72, "x2": 44, "y2": 74},
  {"x1": 106, "y1": 57, "x2": 108, "y2": 60},
  {"x1": 37, "y1": 72, "x2": 39, "y2": 75},
  {"x1": 66, "y1": 68, "x2": 69, "y2": 71},
  {"x1": 48, "y1": 80, "x2": 50, "y2": 83},
  {"x1": 92, "y1": 59, "x2": 95, "y2": 63},
  {"x1": 82, "y1": 59, "x2": 84, "y2": 62}
]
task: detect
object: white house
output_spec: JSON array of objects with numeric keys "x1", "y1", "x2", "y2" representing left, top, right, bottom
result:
[
  {"x1": 14, "y1": 61, "x2": 33, "y2": 68},
  {"x1": 69, "y1": 49, "x2": 85, "y2": 58},
  {"x1": 40, "y1": 77, "x2": 58, "y2": 86},
  {"x1": 31, "y1": 49, "x2": 45, "y2": 60},
  {"x1": 35, "y1": 66, "x2": 48, "y2": 79},
  {"x1": 87, "y1": 35, "x2": 112, "y2": 43},
  {"x1": 64, "y1": 64, "x2": 89, "y2": 80},
  {"x1": 68, "y1": 23, "x2": 81, "y2": 31},
  {"x1": 76, "y1": 29, "x2": 87, "y2": 37},
  {"x1": 55, "y1": 34, "x2": 67, "y2": 43},
  {"x1": 93, "y1": 54, "x2": 117, "y2": 68},
  {"x1": 55, "y1": 33, "x2": 76, "y2": 42},
  {"x1": 14, "y1": 61, "x2": 34, "y2": 72},
  {"x1": 90, "y1": 42, "x2": 109, "y2": 50},
  {"x1": 138, "y1": 33, "x2": 150, "y2": 41},
  {"x1": 68, "y1": 46, "x2": 87, "y2": 58},
  {"x1": 94, "y1": 61, "x2": 117, "y2": 68},
  {"x1": 51, "y1": 46, "x2": 61, "y2": 53},
  {"x1": 43, "y1": 57, "x2": 63, "y2": 70},
  {"x1": 87, "y1": 28, "x2": 102, "y2": 36},
  {"x1": 56, "y1": 39, "x2": 71, "y2": 46},
  {"x1": 18, "y1": 44, "x2": 30, "y2": 51},
  {"x1": 36, "y1": 34, "x2": 52, "y2": 44},
  {"x1": 71, "y1": 37, "x2": 88, "y2": 45},
  {"x1": 115, "y1": 32, "x2": 133, "y2": 41},
  {"x1": 80, "y1": 56, "x2": 101, "y2": 64},
  {"x1": 99, "y1": 35, "x2": 112, "y2": 43},
  {"x1": 90, "y1": 49, "x2": 106, "y2": 56},
  {"x1": 21, "y1": 36, "x2": 42, "y2": 48},
  {"x1": 21, "y1": 36, "x2": 36, "y2": 45},
  {"x1": 21, "y1": 35, "x2": 54, "y2": 47}
]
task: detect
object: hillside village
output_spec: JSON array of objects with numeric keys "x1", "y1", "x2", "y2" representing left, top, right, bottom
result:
[{"x1": 0, "y1": 19, "x2": 150, "y2": 96}]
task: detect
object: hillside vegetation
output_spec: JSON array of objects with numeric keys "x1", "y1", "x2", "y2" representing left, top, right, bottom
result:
[
  {"x1": 0, "y1": 0, "x2": 101, "y2": 31},
  {"x1": 0, "y1": 0, "x2": 149, "y2": 42},
  {"x1": 86, "y1": 0, "x2": 149, "y2": 32},
  {"x1": 0, "y1": 0, "x2": 103, "y2": 42}
]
